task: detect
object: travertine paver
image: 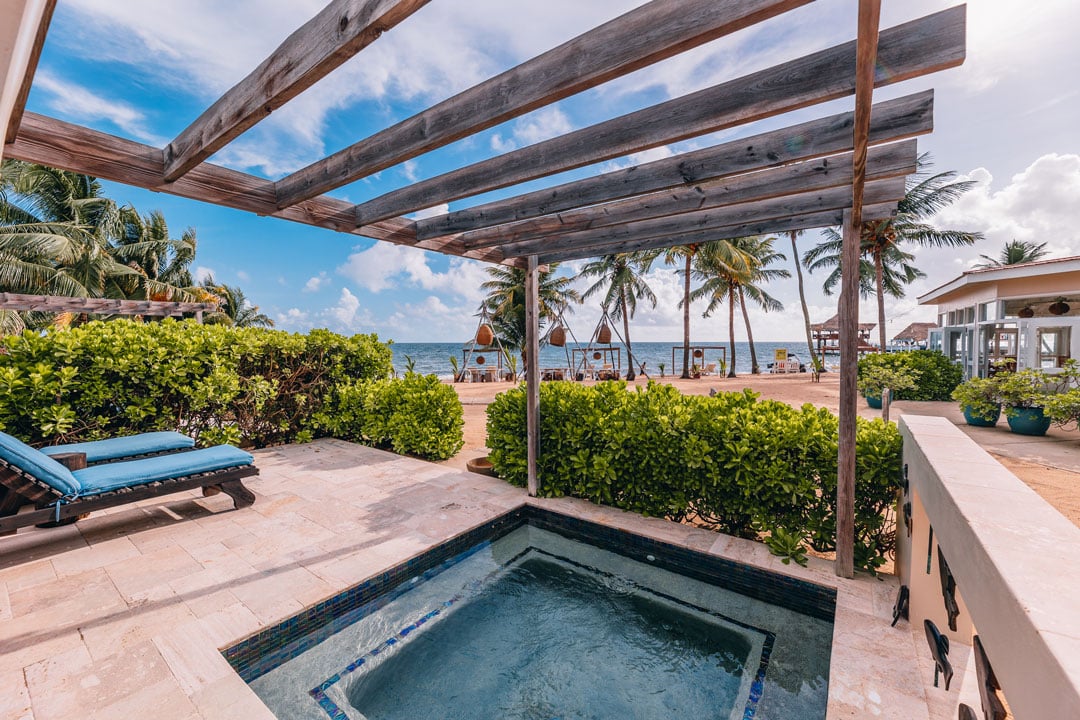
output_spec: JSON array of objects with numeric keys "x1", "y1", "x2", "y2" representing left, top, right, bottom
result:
[{"x1": 0, "y1": 439, "x2": 965, "y2": 719}]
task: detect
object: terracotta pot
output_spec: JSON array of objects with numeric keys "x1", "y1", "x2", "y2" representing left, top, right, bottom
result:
[
  {"x1": 693, "y1": 349, "x2": 703, "y2": 358},
  {"x1": 597, "y1": 322, "x2": 612, "y2": 344},
  {"x1": 549, "y1": 324, "x2": 566, "y2": 347},
  {"x1": 592, "y1": 351, "x2": 602, "y2": 360},
  {"x1": 1018, "y1": 306, "x2": 1035, "y2": 318},
  {"x1": 475, "y1": 323, "x2": 494, "y2": 346},
  {"x1": 1049, "y1": 300, "x2": 1070, "y2": 316},
  {"x1": 475, "y1": 355, "x2": 485, "y2": 365}
]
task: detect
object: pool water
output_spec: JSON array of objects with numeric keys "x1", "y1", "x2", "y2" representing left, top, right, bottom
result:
[{"x1": 235, "y1": 515, "x2": 833, "y2": 719}]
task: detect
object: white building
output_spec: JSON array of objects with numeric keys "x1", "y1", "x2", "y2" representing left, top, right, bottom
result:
[{"x1": 918, "y1": 256, "x2": 1080, "y2": 379}]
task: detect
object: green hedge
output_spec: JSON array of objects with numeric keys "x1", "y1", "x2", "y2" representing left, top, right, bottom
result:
[
  {"x1": 858, "y1": 350, "x2": 961, "y2": 401},
  {"x1": 312, "y1": 373, "x2": 464, "y2": 460},
  {"x1": 487, "y1": 381, "x2": 903, "y2": 571},
  {"x1": 0, "y1": 320, "x2": 463, "y2": 460}
]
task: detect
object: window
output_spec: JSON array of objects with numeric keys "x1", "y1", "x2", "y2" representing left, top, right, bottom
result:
[
  {"x1": 979, "y1": 302, "x2": 995, "y2": 322},
  {"x1": 1037, "y1": 326, "x2": 1071, "y2": 369},
  {"x1": 965, "y1": 306, "x2": 976, "y2": 324}
]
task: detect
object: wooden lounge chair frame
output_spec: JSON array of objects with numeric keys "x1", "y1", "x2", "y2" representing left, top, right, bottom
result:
[{"x1": 0, "y1": 451, "x2": 257, "y2": 536}]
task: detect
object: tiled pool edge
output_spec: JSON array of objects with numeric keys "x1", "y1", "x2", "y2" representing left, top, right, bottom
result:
[{"x1": 223, "y1": 505, "x2": 833, "y2": 687}]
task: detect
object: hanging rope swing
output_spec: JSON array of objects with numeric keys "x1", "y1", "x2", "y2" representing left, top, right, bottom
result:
[{"x1": 460, "y1": 307, "x2": 507, "y2": 382}]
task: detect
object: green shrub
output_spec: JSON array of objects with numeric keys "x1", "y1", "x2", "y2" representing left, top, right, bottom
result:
[
  {"x1": 486, "y1": 381, "x2": 903, "y2": 572},
  {"x1": 0, "y1": 319, "x2": 394, "y2": 447},
  {"x1": 857, "y1": 365, "x2": 920, "y2": 399},
  {"x1": 318, "y1": 373, "x2": 464, "y2": 460},
  {"x1": 951, "y1": 376, "x2": 1002, "y2": 421},
  {"x1": 858, "y1": 350, "x2": 961, "y2": 401}
]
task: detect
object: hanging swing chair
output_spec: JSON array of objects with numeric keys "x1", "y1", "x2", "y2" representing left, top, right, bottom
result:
[
  {"x1": 572, "y1": 306, "x2": 628, "y2": 381},
  {"x1": 460, "y1": 308, "x2": 507, "y2": 382}
]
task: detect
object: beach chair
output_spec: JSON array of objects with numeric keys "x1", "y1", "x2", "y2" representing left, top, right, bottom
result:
[
  {"x1": 41, "y1": 430, "x2": 195, "y2": 465},
  {"x1": 0, "y1": 431, "x2": 257, "y2": 536},
  {"x1": 702, "y1": 362, "x2": 717, "y2": 376}
]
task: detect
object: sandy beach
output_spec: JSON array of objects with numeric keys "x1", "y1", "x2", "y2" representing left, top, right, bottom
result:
[{"x1": 440, "y1": 371, "x2": 1080, "y2": 528}]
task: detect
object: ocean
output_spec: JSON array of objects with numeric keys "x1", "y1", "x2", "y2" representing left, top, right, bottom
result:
[{"x1": 389, "y1": 341, "x2": 819, "y2": 380}]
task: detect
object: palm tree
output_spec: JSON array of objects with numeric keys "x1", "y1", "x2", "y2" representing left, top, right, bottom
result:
[
  {"x1": 479, "y1": 263, "x2": 580, "y2": 352},
  {"x1": 730, "y1": 235, "x2": 789, "y2": 374},
  {"x1": 113, "y1": 209, "x2": 200, "y2": 301},
  {"x1": 663, "y1": 244, "x2": 700, "y2": 378},
  {"x1": 974, "y1": 239, "x2": 1049, "y2": 268},
  {"x1": 787, "y1": 230, "x2": 821, "y2": 372},
  {"x1": 804, "y1": 237, "x2": 926, "y2": 314},
  {"x1": 805, "y1": 155, "x2": 982, "y2": 349},
  {"x1": 688, "y1": 240, "x2": 754, "y2": 377},
  {"x1": 200, "y1": 276, "x2": 274, "y2": 327},
  {"x1": 576, "y1": 252, "x2": 657, "y2": 380}
]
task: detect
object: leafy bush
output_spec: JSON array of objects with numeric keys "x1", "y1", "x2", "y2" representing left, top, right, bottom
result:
[
  {"x1": 951, "y1": 376, "x2": 1002, "y2": 422},
  {"x1": 857, "y1": 365, "x2": 920, "y2": 399},
  {"x1": 487, "y1": 381, "x2": 903, "y2": 572},
  {"x1": 858, "y1": 350, "x2": 961, "y2": 401},
  {"x1": 316, "y1": 373, "x2": 464, "y2": 460}
]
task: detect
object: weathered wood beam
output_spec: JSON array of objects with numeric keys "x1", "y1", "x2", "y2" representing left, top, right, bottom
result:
[
  {"x1": 274, "y1": 0, "x2": 811, "y2": 208},
  {"x1": 351, "y1": 7, "x2": 965, "y2": 227},
  {"x1": 534, "y1": 201, "x2": 899, "y2": 265},
  {"x1": 3, "y1": 0, "x2": 56, "y2": 145},
  {"x1": 461, "y1": 140, "x2": 917, "y2": 250},
  {"x1": 8, "y1": 113, "x2": 417, "y2": 245},
  {"x1": 837, "y1": 0, "x2": 883, "y2": 580},
  {"x1": 417, "y1": 91, "x2": 933, "y2": 241},
  {"x1": 525, "y1": 255, "x2": 540, "y2": 497},
  {"x1": 500, "y1": 177, "x2": 906, "y2": 259},
  {"x1": 0, "y1": 292, "x2": 215, "y2": 316},
  {"x1": 163, "y1": 0, "x2": 429, "y2": 182}
]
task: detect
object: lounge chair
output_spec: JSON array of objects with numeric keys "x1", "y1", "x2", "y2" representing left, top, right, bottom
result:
[
  {"x1": 41, "y1": 430, "x2": 195, "y2": 465},
  {"x1": 0, "y1": 431, "x2": 257, "y2": 536}
]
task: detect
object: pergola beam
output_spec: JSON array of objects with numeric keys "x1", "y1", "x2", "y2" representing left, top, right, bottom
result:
[
  {"x1": 460, "y1": 140, "x2": 917, "y2": 251},
  {"x1": 273, "y1": 0, "x2": 811, "y2": 208},
  {"x1": 8, "y1": 112, "x2": 416, "y2": 244},
  {"x1": 416, "y1": 91, "x2": 934, "y2": 241},
  {"x1": 3, "y1": 0, "x2": 56, "y2": 145},
  {"x1": 534, "y1": 201, "x2": 900, "y2": 265},
  {"x1": 163, "y1": 0, "x2": 431, "y2": 182},
  {"x1": 0, "y1": 292, "x2": 214, "y2": 317},
  {"x1": 836, "y1": 0, "x2": 883, "y2": 580},
  {"x1": 350, "y1": 7, "x2": 965, "y2": 228},
  {"x1": 500, "y1": 177, "x2": 906, "y2": 260}
]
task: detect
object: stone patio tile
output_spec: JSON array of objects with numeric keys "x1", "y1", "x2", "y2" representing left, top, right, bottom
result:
[
  {"x1": 0, "y1": 583, "x2": 9, "y2": 622},
  {"x1": 0, "y1": 560, "x2": 55, "y2": 594},
  {"x1": 8, "y1": 567, "x2": 125, "y2": 622},
  {"x1": 153, "y1": 623, "x2": 236, "y2": 696},
  {"x1": 189, "y1": 676, "x2": 277, "y2": 720},
  {"x1": 78, "y1": 601, "x2": 199, "y2": 663},
  {"x1": 0, "y1": 669, "x2": 34, "y2": 720},
  {"x1": 88, "y1": 679, "x2": 197, "y2": 720},
  {"x1": 229, "y1": 563, "x2": 334, "y2": 622},
  {"x1": 104, "y1": 545, "x2": 201, "y2": 604},
  {"x1": 0, "y1": 524, "x2": 85, "y2": 572},
  {"x1": 188, "y1": 602, "x2": 262, "y2": 648},
  {"x1": 49, "y1": 536, "x2": 141, "y2": 578}
]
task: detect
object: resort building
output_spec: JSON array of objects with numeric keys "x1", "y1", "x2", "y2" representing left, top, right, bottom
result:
[
  {"x1": 918, "y1": 255, "x2": 1080, "y2": 378},
  {"x1": 889, "y1": 321, "x2": 938, "y2": 350}
]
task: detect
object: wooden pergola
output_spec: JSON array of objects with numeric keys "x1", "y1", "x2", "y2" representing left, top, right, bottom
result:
[
  {"x1": 0, "y1": 292, "x2": 215, "y2": 319},
  {"x1": 0, "y1": 0, "x2": 967, "y2": 577}
]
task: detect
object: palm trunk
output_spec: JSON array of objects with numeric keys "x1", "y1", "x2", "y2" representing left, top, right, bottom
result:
[
  {"x1": 621, "y1": 288, "x2": 635, "y2": 380},
  {"x1": 738, "y1": 286, "x2": 759, "y2": 373},
  {"x1": 681, "y1": 253, "x2": 692, "y2": 378},
  {"x1": 727, "y1": 286, "x2": 737, "y2": 377},
  {"x1": 875, "y1": 251, "x2": 887, "y2": 351},
  {"x1": 791, "y1": 231, "x2": 819, "y2": 371}
]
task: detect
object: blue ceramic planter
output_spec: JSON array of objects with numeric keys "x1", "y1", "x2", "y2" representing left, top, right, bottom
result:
[
  {"x1": 865, "y1": 395, "x2": 883, "y2": 409},
  {"x1": 1006, "y1": 406, "x2": 1051, "y2": 436},
  {"x1": 962, "y1": 405, "x2": 1000, "y2": 427}
]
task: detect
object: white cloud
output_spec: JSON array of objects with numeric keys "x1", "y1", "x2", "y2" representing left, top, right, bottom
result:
[
  {"x1": 410, "y1": 203, "x2": 451, "y2": 221},
  {"x1": 303, "y1": 272, "x2": 330, "y2": 293},
  {"x1": 489, "y1": 107, "x2": 573, "y2": 153},
  {"x1": 236, "y1": 270, "x2": 251, "y2": 282},
  {"x1": 32, "y1": 72, "x2": 164, "y2": 144},
  {"x1": 276, "y1": 307, "x2": 309, "y2": 328},
  {"x1": 193, "y1": 266, "x2": 215, "y2": 283},
  {"x1": 328, "y1": 288, "x2": 372, "y2": 331},
  {"x1": 931, "y1": 154, "x2": 1080, "y2": 261},
  {"x1": 336, "y1": 243, "x2": 489, "y2": 303}
]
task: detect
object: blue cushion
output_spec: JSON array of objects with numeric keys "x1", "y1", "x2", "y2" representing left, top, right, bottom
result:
[
  {"x1": 42, "y1": 431, "x2": 195, "y2": 463},
  {"x1": 0, "y1": 431, "x2": 80, "y2": 496},
  {"x1": 74, "y1": 445, "x2": 254, "y2": 497}
]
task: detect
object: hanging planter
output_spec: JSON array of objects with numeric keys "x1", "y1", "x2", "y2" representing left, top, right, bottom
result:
[
  {"x1": 1049, "y1": 298, "x2": 1071, "y2": 316},
  {"x1": 475, "y1": 355, "x2": 486, "y2": 365},
  {"x1": 597, "y1": 322, "x2": 612, "y2": 344},
  {"x1": 549, "y1": 324, "x2": 566, "y2": 347},
  {"x1": 693, "y1": 348, "x2": 703, "y2": 359},
  {"x1": 475, "y1": 323, "x2": 494, "y2": 346},
  {"x1": 592, "y1": 351, "x2": 602, "y2": 360},
  {"x1": 1018, "y1": 306, "x2": 1035, "y2": 318}
]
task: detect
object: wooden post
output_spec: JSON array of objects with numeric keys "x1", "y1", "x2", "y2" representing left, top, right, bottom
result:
[
  {"x1": 525, "y1": 255, "x2": 540, "y2": 497},
  {"x1": 882, "y1": 387, "x2": 892, "y2": 424},
  {"x1": 837, "y1": 0, "x2": 882, "y2": 579}
]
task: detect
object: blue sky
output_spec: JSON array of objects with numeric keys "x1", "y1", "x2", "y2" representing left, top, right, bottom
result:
[{"x1": 23, "y1": 0, "x2": 1080, "y2": 342}]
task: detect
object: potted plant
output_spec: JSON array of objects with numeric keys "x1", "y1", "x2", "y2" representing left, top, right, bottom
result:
[
  {"x1": 996, "y1": 368, "x2": 1052, "y2": 436},
  {"x1": 857, "y1": 366, "x2": 920, "y2": 409},
  {"x1": 951, "y1": 376, "x2": 1002, "y2": 427},
  {"x1": 658, "y1": 362, "x2": 666, "y2": 378},
  {"x1": 1045, "y1": 360, "x2": 1080, "y2": 430}
]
